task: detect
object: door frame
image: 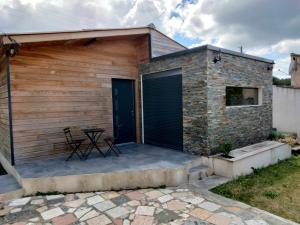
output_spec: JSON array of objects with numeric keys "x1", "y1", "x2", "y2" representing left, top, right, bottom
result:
[{"x1": 111, "y1": 78, "x2": 136, "y2": 144}]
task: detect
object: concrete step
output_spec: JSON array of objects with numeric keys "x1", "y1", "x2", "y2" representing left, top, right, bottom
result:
[
  {"x1": 188, "y1": 165, "x2": 213, "y2": 181},
  {"x1": 191, "y1": 175, "x2": 231, "y2": 190},
  {"x1": 0, "y1": 175, "x2": 24, "y2": 202}
]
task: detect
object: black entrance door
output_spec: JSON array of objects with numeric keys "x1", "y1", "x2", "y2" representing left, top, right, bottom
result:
[
  {"x1": 142, "y1": 69, "x2": 183, "y2": 150},
  {"x1": 112, "y1": 79, "x2": 136, "y2": 144}
]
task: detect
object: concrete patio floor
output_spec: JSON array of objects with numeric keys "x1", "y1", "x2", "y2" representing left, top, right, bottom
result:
[
  {"x1": 11, "y1": 144, "x2": 202, "y2": 195},
  {"x1": 15, "y1": 144, "x2": 198, "y2": 178},
  {"x1": 0, "y1": 175, "x2": 20, "y2": 195},
  {"x1": 0, "y1": 175, "x2": 23, "y2": 202}
]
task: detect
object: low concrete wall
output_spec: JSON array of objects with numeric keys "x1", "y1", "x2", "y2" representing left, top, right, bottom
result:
[
  {"x1": 17, "y1": 158, "x2": 203, "y2": 195},
  {"x1": 273, "y1": 85, "x2": 300, "y2": 141},
  {"x1": 21, "y1": 168, "x2": 187, "y2": 195},
  {"x1": 204, "y1": 141, "x2": 291, "y2": 178}
]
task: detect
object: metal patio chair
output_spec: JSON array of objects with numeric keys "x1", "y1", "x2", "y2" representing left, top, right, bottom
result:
[
  {"x1": 63, "y1": 127, "x2": 86, "y2": 161},
  {"x1": 104, "y1": 136, "x2": 122, "y2": 157}
]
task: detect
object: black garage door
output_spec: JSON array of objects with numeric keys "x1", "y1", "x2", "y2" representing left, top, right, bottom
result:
[{"x1": 142, "y1": 69, "x2": 183, "y2": 151}]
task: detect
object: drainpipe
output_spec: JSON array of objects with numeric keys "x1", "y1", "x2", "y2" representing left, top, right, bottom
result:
[
  {"x1": 6, "y1": 56, "x2": 15, "y2": 166},
  {"x1": 140, "y1": 74, "x2": 144, "y2": 144}
]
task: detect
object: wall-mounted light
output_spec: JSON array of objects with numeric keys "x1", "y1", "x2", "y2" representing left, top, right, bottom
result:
[
  {"x1": 5, "y1": 36, "x2": 20, "y2": 57},
  {"x1": 213, "y1": 49, "x2": 222, "y2": 63},
  {"x1": 267, "y1": 65, "x2": 273, "y2": 71}
]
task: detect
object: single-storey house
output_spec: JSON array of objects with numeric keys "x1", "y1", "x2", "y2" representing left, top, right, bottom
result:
[{"x1": 0, "y1": 25, "x2": 273, "y2": 167}]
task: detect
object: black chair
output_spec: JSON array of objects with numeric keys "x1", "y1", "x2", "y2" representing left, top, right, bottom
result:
[
  {"x1": 104, "y1": 137, "x2": 122, "y2": 156},
  {"x1": 63, "y1": 128, "x2": 86, "y2": 161}
]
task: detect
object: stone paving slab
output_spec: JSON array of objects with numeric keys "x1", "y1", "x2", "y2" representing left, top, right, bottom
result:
[{"x1": 0, "y1": 185, "x2": 298, "y2": 225}]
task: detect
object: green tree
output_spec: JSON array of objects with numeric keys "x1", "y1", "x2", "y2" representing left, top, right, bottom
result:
[{"x1": 273, "y1": 77, "x2": 291, "y2": 86}]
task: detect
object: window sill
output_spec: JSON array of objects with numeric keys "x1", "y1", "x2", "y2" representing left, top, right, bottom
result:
[{"x1": 226, "y1": 104, "x2": 263, "y2": 109}]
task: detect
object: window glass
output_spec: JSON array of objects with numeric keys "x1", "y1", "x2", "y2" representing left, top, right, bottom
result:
[{"x1": 226, "y1": 87, "x2": 259, "y2": 106}]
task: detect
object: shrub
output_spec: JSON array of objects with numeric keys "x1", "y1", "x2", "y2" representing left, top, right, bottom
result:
[
  {"x1": 218, "y1": 142, "x2": 232, "y2": 157},
  {"x1": 269, "y1": 130, "x2": 284, "y2": 140}
]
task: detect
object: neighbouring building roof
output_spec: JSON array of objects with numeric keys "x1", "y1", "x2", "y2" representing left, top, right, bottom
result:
[{"x1": 291, "y1": 53, "x2": 300, "y2": 57}]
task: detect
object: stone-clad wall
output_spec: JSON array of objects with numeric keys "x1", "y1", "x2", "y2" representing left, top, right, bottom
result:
[
  {"x1": 140, "y1": 47, "x2": 273, "y2": 155},
  {"x1": 206, "y1": 50, "x2": 273, "y2": 150},
  {"x1": 140, "y1": 50, "x2": 208, "y2": 154}
]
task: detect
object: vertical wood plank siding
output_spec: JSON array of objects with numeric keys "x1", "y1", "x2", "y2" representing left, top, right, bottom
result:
[
  {"x1": 150, "y1": 30, "x2": 186, "y2": 57},
  {"x1": 10, "y1": 36, "x2": 149, "y2": 162},
  {"x1": 0, "y1": 54, "x2": 11, "y2": 162}
]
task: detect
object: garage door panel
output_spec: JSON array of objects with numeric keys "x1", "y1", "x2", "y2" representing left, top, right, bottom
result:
[{"x1": 143, "y1": 70, "x2": 183, "y2": 150}]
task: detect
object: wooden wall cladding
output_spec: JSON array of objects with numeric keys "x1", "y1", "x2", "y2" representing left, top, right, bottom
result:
[
  {"x1": 0, "y1": 55, "x2": 11, "y2": 162},
  {"x1": 10, "y1": 36, "x2": 148, "y2": 162},
  {"x1": 150, "y1": 30, "x2": 186, "y2": 58}
]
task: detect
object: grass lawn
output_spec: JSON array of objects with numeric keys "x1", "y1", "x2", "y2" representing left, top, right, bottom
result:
[{"x1": 211, "y1": 156, "x2": 300, "y2": 223}]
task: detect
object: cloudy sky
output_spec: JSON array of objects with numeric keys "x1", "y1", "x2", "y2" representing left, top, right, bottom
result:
[{"x1": 1, "y1": 0, "x2": 299, "y2": 78}]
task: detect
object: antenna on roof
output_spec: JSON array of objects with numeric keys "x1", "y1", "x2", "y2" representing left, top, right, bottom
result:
[
  {"x1": 239, "y1": 46, "x2": 243, "y2": 53},
  {"x1": 147, "y1": 23, "x2": 156, "y2": 29}
]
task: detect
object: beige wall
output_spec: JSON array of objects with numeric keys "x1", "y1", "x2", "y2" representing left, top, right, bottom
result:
[{"x1": 273, "y1": 85, "x2": 300, "y2": 141}]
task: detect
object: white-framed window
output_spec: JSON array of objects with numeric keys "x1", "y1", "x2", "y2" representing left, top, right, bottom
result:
[{"x1": 226, "y1": 86, "x2": 261, "y2": 106}]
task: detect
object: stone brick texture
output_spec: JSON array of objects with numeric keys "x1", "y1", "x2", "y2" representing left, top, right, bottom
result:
[
  {"x1": 207, "y1": 50, "x2": 272, "y2": 152},
  {"x1": 140, "y1": 51, "x2": 208, "y2": 155},
  {"x1": 140, "y1": 48, "x2": 273, "y2": 155}
]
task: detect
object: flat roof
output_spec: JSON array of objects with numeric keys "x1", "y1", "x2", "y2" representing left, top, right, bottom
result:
[{"x1": 151, "y1": 44, "x2": 274, "y2": 64}]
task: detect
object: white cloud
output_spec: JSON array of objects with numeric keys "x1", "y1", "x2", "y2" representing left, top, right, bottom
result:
[
  {"x1": 0, "y1": 0, "x2": 134, "y2": 33},
  {"x1": 122, "y1": 0, "x2": 166, "y2": 27},
  {"x1": 272, "y1": 39, "x2": 300, "y2": 54},
  {"x1": 188, "y1": 43, "x2": 202, "y2": 48}
]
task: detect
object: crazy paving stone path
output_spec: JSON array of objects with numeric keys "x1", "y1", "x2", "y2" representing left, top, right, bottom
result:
[{"x1": 0, "y1": 187, "x2": 288, "y2": 225}]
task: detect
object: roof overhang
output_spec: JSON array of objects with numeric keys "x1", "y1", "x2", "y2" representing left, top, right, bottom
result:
[{"x1": 1, "y1": 27, "x2": 151, "y2": 45}]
